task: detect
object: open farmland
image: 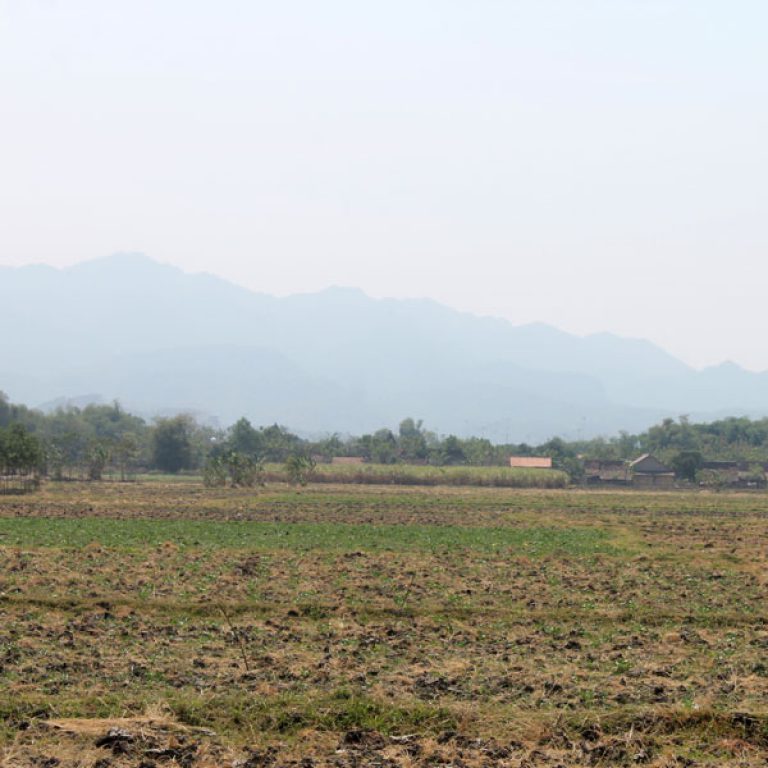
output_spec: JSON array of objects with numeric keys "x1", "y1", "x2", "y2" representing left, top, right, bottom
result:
[{"x1": 2, "y1": 482, "x2": 768, "y2": 767}]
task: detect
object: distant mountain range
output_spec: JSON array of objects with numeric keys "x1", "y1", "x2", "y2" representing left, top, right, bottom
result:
[{"x1": 2, "y1": 253, "x2": 767, "y2": 441}]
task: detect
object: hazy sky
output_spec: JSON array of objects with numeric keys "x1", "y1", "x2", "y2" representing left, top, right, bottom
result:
[{"x1": 2, "y1": 1, "x2": 767, "y2": 370}]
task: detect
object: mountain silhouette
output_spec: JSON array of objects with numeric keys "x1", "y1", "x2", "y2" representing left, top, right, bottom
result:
[{"x1": 2, "y1": 253, "x2": 766, "y2": 440}]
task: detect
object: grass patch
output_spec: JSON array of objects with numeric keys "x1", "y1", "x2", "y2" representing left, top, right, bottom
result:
[
  {"x1": 0, "y1": 517, "x2": 619, "y2": 555},
  {"x1": 170, "y1": 691, "x2": 457, "y2": 738}
]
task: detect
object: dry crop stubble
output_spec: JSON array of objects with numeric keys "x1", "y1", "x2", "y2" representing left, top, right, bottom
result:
[{"x1": 1, "y1": 482, "x2": 768, "y2": 766}]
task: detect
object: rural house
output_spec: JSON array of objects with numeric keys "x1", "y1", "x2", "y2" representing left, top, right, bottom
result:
[
  {"x1": 700, "y1": 460, "x2": 768, "y2": 488},
  {"x1": 629, "y1": 454, "x2": 675, "y2": 488}
]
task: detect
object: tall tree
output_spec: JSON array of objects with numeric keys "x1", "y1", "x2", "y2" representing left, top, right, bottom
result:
[
  {"x1": 0, "y1": 424, "x2": 42, "y2": 475},
  {"x1": 152, "y1": 416, "x2": 195, "y2": 473},
  {"x1": 398, "y1": 417, "x2": 428, "y2": 461},
  {"x1": 228, "y1": 418, "x2": 263, "y2": 458}
]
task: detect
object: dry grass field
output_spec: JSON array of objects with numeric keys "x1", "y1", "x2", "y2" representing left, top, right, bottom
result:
[{"x1": 1, "y1": 482, "x2": 768, "y2": 766}]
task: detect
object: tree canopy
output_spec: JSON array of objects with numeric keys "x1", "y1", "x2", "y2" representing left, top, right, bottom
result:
[{"x1": 1, "y1": 392, "x2": 768, "y2": 483}]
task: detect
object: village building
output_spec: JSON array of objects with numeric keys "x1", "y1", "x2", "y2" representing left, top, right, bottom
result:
[
  {"x1": 331, "y1": 456, "x2": 365, "y2": 466},
  {"x1": 629, "y1": 454, "x2": 675, "y2": 488},
  {"x1": 700, "y1": 460, "x2": 768, "y2": 487},
  {"x1": 584, "y1": 459, "x2": 630, "y2": 485},
  {"x1": 700, "y1": 460, "x2": 741, "y2": 485},
  {"x1": 509, "y1": 456, "x2": 552, "y2": 469}
]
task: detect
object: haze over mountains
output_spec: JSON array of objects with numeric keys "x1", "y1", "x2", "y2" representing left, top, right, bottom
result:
[{"x1": 2, "y1": 254, "x2": 766, "y2": 442}]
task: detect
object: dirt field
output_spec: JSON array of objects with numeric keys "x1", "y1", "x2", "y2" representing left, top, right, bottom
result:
[{"x1": 1, "y1": 482, "x2": 768, "y2": 766}]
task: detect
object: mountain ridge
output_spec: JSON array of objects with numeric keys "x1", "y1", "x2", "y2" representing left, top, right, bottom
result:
[{"x1": 1, "y1": 254, "x2": 766, "y2": 440}]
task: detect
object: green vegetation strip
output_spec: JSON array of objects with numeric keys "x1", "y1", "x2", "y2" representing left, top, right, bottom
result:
[{"x1": 0, "y1": 517, "x2": 618, "y2": 555}]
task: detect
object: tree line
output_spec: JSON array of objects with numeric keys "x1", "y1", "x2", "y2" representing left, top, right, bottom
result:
[{"x1": 4, "y1": 391, "x2": 768, "y2": 484}]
